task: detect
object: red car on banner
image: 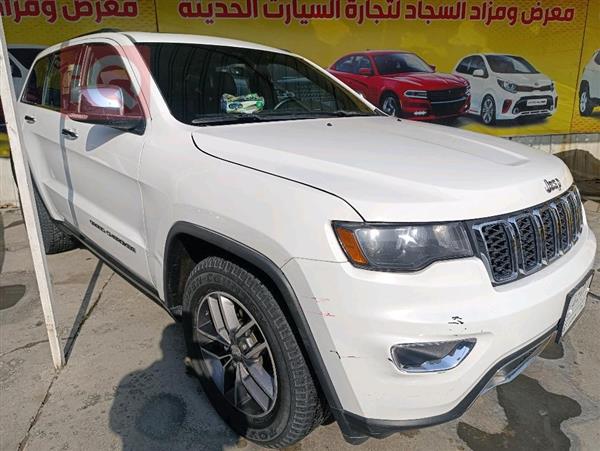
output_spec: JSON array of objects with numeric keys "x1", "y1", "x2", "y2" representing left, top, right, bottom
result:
[{"x1": 329, "y1": 51, "x2": 470, "y2": 121}]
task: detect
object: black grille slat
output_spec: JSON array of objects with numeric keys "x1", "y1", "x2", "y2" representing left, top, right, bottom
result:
[
  {"x1": 473, "y1": 187, "x2": 583, "y2": 285},
  {"x1": 427, "y1": 87, "x2": 467, "y2": 102},
  {"x1": 515, "y1": 216, "x2": 539, "y2": 271}
]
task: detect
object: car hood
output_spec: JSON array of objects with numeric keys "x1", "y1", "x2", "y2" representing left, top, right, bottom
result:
[
  {"x1": 191, "y1": 117, "x2": 572, "y2": 222},
  {"x1": 382, "y1": 72, "x2": 467, "y2": 88},
  {"x1": 495, "y1": 72, "x2": 553, "y2": 87}
]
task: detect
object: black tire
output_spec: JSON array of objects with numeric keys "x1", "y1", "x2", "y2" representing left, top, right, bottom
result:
[
  {"x1": 182, "y1": 256, "x2": 325, "y2": 448},
  {"x1": 380, "y1": 92, "x2": 402, "y2": 117},
  {"x1": 579, "y1": 84, "x2": 594, "y2": 117},
  {"x1": 480, "y1": 95, "x2": 497, "y2": 125},
  {"x1": 33, "y1": 186, "x2": 77, "y2": 254}
]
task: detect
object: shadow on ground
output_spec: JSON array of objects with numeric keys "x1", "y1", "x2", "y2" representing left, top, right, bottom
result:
[
  {"x1": 109, "y1": 324, "x2": 241, "y2": 451},
  {"x1": 457, "y1": 374, "x2": 581, "y2": 451}
]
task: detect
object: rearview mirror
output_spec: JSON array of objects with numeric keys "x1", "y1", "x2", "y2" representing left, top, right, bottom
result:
[
  {"x1": 358, "y1": 67, "x2": 373, "y2": 76},
  {"x1": 472, "y1": 69, "x2": 486, "y2": 78},
  {"x1": 69, "y1": 86, "x2": 144, "y2": 134}
]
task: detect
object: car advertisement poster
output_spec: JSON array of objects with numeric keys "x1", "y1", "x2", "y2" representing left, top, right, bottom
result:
[{"x1": 0, "y1": 0, "x2": 599, "y2": 138}]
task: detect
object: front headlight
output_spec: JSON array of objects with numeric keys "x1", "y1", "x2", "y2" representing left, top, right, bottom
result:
[
  {"x1": 404, "y1": 90, "x2": 428, "y2": 99},
  {"x1": 333, "y1": 222, "x2": 473, "y2": 271},
  {"x1": 497, "y1": 79, "x2": 518, "y2": 93}
]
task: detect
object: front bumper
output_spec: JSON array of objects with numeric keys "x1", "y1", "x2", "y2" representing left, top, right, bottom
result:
[
  {"x1": 401, "y1": 96, "x2": 470, "y2": 121},
  {"x1": 496, "y1": 92, "x2": 557, "y2": 119},
  {"x1": 282, "y1": 224, "x2": 596, "y2": 439}
]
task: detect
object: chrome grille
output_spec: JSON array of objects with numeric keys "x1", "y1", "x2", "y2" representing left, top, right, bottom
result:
[{"x1": 472, "y1": 187, "x2": 584, "y2": 285}]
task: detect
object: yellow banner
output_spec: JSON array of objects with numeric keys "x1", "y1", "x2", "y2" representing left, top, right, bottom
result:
[{"x1": 1, "y1": 0, "x2": 598, "y2": 136}]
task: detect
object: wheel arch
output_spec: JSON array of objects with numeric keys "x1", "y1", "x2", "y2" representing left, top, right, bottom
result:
[
  {"x1": 163, "y1": 221, "x2": 352, "y2": 434},
  {"x1": 379, "y1": 88, "x2": 400, "y2": 107}
]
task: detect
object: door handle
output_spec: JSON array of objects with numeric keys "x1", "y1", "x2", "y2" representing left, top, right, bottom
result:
[
  {"x1": 24, "y1": 115, "x2": 36, "y2": 124},
  {"x1": 61, "y1": 128, "x2": 78, "y2": 140}
]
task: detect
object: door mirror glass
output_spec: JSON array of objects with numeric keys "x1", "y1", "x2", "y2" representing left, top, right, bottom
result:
[
  {"x1": 429, "y1": 64, "x2": 436, "y2": 72},
  {"x1": 70, "y1": 86, "x2": 144, "y2": 133},
  {"x1": 358, "y1": 67, "x2": 373, "y2": 76},
  {"x1": 472, "y1": 68, "x2": 485, "y2": 78}
]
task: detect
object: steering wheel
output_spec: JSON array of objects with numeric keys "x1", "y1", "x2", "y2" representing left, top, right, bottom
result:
[{"x1": 273, "y1": 96, "x2": 311, "y2": 112}]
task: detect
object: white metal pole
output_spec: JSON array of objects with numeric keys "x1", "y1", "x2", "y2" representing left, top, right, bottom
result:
[{"x1": 0, "y1": 17, "x2": 64, "y2": 369}]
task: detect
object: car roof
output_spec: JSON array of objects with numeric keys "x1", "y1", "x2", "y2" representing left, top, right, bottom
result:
[{"x1": 38, "y1": 31, "x2": 290, "y2": 60}]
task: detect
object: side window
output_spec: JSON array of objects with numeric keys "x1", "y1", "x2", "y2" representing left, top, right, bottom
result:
[
  {"x1": 455, "y1": 57, "x2": 472, "y2": 74},
  {"x1": 22, "y1": 55, "x2": 51, "y2": 105},
  {"x1": 471, "y1": 56, "x2": 488, "y2": 76},
  {"x1": 335, "y1": 56, "x2": 355, "y2": 73},
  {"x1": 42, "y1": 45, "x2": 84, "y2": 112},
  {"x1": 595, "y1": 52, "x2": 600, "y2": 65},
  {"x1": 353, "y1": 55, "x2": 373, "y2": 74},
  {"x1": 82, "y1": 43, "x2": 142, "y2": 116}
]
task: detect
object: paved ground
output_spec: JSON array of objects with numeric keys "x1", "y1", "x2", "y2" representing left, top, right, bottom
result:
[{"x1": 1, "y1": 204, "x2": 599, "y2": 451}]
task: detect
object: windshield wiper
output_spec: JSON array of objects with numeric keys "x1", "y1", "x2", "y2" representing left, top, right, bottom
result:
[{"x1": 192, "y1": 114, "x2": 264, "y2": 126}]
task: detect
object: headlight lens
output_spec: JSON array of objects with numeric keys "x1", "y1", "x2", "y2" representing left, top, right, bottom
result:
[
  {"x1": 404, "y1": 90, "x2": 428, "y2": 99},
  {"x1": 497, "y1": 79, "x2": 518, "y2": 93},
  {"x1": 333, "y1": 222, "x2": 473, "y2": 271}
]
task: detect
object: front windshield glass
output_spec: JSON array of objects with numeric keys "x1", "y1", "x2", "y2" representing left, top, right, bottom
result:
[
  {"x1": 373, "y1": 53, "x2": 433, "y2": 75},
  {"x1": 486, "y1": 55, "x2": 539, "y2": 74},
  {"x1": 137, "y1": 43, "x2": 375, "y2": 125}
]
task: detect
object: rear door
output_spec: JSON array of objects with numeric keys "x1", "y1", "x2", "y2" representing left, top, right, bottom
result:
[
  {"x1": 60, "y1": 39, "x2": 152, "y2": 281},
  {"x1": 19, "y1": 45, "x2": 85, "y2": 223}
]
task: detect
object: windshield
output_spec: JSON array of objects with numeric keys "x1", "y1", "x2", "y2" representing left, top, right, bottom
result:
[
  {"x1": 373, "y1": 53, "x2": 433, "y2": 75},
  {"x1": 486, "y1": 55, "x2": 538, "y2": 74},
  {"x1": 137, "y1": 43, "x2": 375, "y2": 125}
]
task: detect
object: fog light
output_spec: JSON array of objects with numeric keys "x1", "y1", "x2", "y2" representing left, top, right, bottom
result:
[
  {"x1": 413, "y1": 111, "x2": 428, "y2": 116},
  {"x1": 391, "y1": 339, "x2": 476, "y2": 373}
]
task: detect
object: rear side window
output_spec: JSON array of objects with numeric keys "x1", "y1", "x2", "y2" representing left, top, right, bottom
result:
[{"x1": 22, "y1": 55, "x2": 51, "y2": 105}]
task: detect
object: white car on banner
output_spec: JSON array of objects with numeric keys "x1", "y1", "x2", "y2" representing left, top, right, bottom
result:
[
  {"x1": 454, "y1": 54, "x2": 558, "y2": 125},
  {"x1": 579, "y1": 49, "x2": 600, "y2": 116}
]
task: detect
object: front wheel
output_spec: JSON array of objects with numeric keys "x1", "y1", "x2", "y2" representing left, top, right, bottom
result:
[
  {"x1": 480, "y1": 95, "x2": 497, "y2": 125},
  {"x1": 380, "y1": 92, "x2": 402, "y2": 117},
  {"x1": 182, "y1": 257, "x2": 325, "y2": 448},
  {"x1": 580, "y1": 85, "x2": 593, "y2": 116}
]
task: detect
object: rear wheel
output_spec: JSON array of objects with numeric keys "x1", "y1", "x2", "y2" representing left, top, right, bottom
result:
[
  {"x1": 182, "y1": 256, "x2": 324, "y2": 448},
  {"x1": 580, "y1": 84, "x2": 593, "y2": 116},
  {"x1": 381, "y1": 92, "x2": 401, "y2": 117},
  {"x1": 481, "y1": 95, "x2": 496, "y2": 125}
]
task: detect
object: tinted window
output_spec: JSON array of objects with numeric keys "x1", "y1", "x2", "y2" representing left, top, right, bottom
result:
[
  {"x1": 470, "y1": 56, "x2": 488, "y2": 76},
  {"x1": 138, "y1": 43, "x2": 374, "y2": 125},
  {"x1": 22, "y1": 54, "x2": 51, "y2": 105},
  {"x1": 39, "y1": 46, "x2": 84, "y2": 111},
  {"x1": 486, "y1": 55, "x2": 538, "y2": 74},
  {"x1": 9, "y1": 48, "x2": 44, "y2": 69},
  {"x1": 353, "y1": 55, "x2": 372, "y2": 74},
  {"x1": 82, "y1": 43, "x2": 142, "y2": 116},
  {"x1": 373, "y1": 53, "x2": 433, "y2": 75},
  {"x1": 335, "y1": 55, "x2": 355, "y2": 73},
  {"x1": 455, "y1": 57, "x2": 472, "y2": 74}
]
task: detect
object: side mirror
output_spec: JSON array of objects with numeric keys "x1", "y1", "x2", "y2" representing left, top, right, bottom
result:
[
  {"x1": 69, "y1": 86, "x2": 144, "y2": 133},
  {"x1": 358, "y1": 67, "x2": 373, "y2": 76},
  {"x1": 472, "y1": 69, "x2": 486, "y2": 78},
  {"x1": 429, "y1": 64, "x2": 436, "y2": 71}
]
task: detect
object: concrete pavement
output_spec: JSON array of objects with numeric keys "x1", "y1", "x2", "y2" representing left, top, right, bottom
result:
[{"x1": 1, "y1": 204, "x2": 599, "y2": 451}]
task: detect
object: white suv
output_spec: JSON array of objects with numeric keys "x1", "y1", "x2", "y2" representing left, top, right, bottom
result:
[
  {"x1": 454, "y1": 54, "x2": 558, "y2": 125},
  {"x1": 579, "y1": 50, "x2": 600, "y2": 116},
  {"x1": 19, "y1": 32, "x2": 596, "y2": 447}
]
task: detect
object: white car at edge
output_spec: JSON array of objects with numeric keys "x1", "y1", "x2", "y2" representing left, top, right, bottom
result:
[
  {"x1": 454, "y1": 53, "x2": 558, "y2": 125},
  {"x1": 19, "y1": 31, "x2": 596, "y2": 447},
  {"x1": 579, "y1": 49, "x2": 600, "y2": 116}
]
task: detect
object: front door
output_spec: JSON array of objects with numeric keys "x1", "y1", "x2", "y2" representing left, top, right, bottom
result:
[{"x1": 61, "y1": 40, "x2": 152, "y2": 282}]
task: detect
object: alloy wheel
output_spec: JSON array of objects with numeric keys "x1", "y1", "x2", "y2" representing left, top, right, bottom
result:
[
  {"x1": 482, "y1": 98, "x2": 495, "y2": 124},
  {"x1": 382, "y1": 96, "x2": 399, "y2": 116},
  {"x1": 580, "y1": 91, "x2": 588, "y2": 113},
  {"x1": 195, "y1": 291, "x2": 278, "y2": 417}
]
